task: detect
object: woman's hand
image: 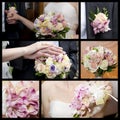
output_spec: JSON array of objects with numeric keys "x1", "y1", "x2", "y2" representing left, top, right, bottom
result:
[
  {"x1": 24, "y1": 42, "x2": 64, "y2": 59},
  {"x1": 6, "y1": 10, "x2": 21, "y2": 24}
]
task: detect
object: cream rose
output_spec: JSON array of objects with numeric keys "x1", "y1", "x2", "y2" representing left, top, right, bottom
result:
[
  {"x1": 100, "y1": 60, "x2": 108, "y2": 70},
  {"x1": 95, "y1": 13, "x2": 108, "y2": 23},
  {"x1": 9, "y1": 7, "x2": 17, "y2": 13}
]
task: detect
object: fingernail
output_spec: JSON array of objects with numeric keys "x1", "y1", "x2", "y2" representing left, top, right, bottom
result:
[{"x1": 63, "y1": 51, "x2": 66, "y2": 54}]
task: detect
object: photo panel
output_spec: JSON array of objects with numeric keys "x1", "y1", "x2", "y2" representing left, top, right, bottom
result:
[
  {"x1": 80, "y1": 41, "x2": 118, "y2": 79},
  {"x1": 2, "y1": 80, "x2": 40, "y2": 118},
  {"x1": 1, "y1": 2, "x2": 79, "y2": 40},
  {"x1": 41, "y1": 80, "x2": 118, "y2": 118},
  {"x1": 2, "y1": 40, "x2": 79, "y2": 80},
  {"x1": 80, "y1": 2, "x2": 118, "y2": 39}
]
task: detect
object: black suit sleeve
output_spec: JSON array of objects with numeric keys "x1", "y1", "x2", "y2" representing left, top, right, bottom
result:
[
  {"x1": 59, "y1": 41, "x2": 78, "y2": 79},
  {"x1": 68, "y1": 41, "x2": 78, "y2": 79},
  {"x1": 112, "y1": 2, "x2": 118, "y2": 39}
]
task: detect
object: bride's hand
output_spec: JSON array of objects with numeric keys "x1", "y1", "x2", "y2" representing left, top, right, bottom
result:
[
  {"x1": 24, "y1": 42, "x2": 64, "y2": 59},
  {"x1": 6, "y1": 10, "x2": 20, "y2": 24}
]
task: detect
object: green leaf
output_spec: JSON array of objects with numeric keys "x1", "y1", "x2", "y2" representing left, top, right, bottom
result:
[
  {"x1": 97, "y1": 7, "x2": 100, "y2": 14},
  {"x1": 103, "y1": 8, "x2": 108, "y2": 17},
  {"x1": 73, "y1": 113, "x2": 80, "y2": 118},
  {"x1": 89, "y1": 11, "x2": 95, "y2": 21},
  {"x1": 93, "y1": 47, "x2": 98, "y2": 52},
  {"x1": 95, "y1": 68, "x2": 104, "y2": 77},
  {"x1": 107, "y1": 64, "x2": 117, "y2": 72},
  {"x1": 8, "y1": 3, "x2": 11, "y2": 8},
  {"x1": 14, "y1": 3, "x2": 17, "y2": 9},
  {"x1": 107, "y1": 67, "x2": 112, "y2": 72},
  {"x1": 35, "y1": 72, "x2": 45, "y2": 76}
]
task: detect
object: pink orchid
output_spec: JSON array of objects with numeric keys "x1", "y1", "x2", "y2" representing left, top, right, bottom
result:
[{"x1": 6, "y1": 87, "x2": 39, "y2": 118}]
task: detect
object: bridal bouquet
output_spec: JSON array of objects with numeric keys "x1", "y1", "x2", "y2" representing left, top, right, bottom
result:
[
  {"x1": 89, "y1": 7, "x2": 111, "y2": 34},
  {"x1": 82, "y1": 46, "x2": 117, "y2": 77},
  {"x1": 3, "y1": 81, "x2": 39, "y2": 118},
  {"x1": 69, "y1": 81, "x2": 112, "y2": 118},
  {"x1": 34, "y1": 12, "x2": 70, "y2": 39},
  {"x1": 34, "y1": 53, "x2": 72, "y2": 79}
]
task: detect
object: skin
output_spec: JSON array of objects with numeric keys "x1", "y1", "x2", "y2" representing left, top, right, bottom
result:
[
  {"x1": 5, "y1": 2, "x2": 79, "y2": 38},
  {"x1": 2, "y1": 42, "x2": 64, "y2": 62},
  {"x1": 41, "y1": 81, "x2": 117, "y2": 118}
]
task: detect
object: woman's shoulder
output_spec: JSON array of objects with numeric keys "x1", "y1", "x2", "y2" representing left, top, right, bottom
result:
[
  {"x1": 42, "y1": 81, "x2": 58, "y2": 91},
  {"x1": 69, "y1": 2, "x2": 78, "y2": 8}
]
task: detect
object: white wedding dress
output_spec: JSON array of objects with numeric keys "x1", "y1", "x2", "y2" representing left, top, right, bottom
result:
[
  {"x1": 49, "y1": 100, "x2": 104, "y2": 118},
  {"x1": 49, "y1": 101, "x2": 74, "y2": 118},
  {"x1": 2, "y1": 41, "x2": 12, "y2": 79},
  {"x1": 44, "y1": 2, "x2": 78, "y2": 38}
]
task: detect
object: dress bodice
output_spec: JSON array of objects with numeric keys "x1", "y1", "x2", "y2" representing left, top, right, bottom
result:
[
  {"x1": 48, "y1": 81, "x2": 115, "y2": 118},
  {"x1": 49, "y1": 100, "x2": 104, "y2": 118},
  {"x1": 44, "y1": 3, "x2": 78, "y2": 38},
  {"x1": 49, "y1": 100, "x2": 74, "y2": 118}
]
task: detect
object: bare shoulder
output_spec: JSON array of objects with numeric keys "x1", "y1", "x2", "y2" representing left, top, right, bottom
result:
[
  {"x1": 42, "y1": 81, "x2": 57, "y2": 92},
  {"x1": 70, "y1": 2, "x2": 78, "y2": 7}
]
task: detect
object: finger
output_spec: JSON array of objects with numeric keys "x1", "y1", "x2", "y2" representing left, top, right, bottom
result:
[
  {"x1": 49, "y1": 46, "x2": 64, "y2": 53},
  {"x1": 24, "y1": 52, "x2": 51, "y2": 59},
  {"x1": 35, "y1": 52, "x2": 51, "y2": 59},
  {"x1": 38, "y1": 49, "x2": 62, "y2": 56},
  {"x1": 40, "y1": 42, "x2": 63, "y2": 50},
  {"x1": 7, "y1": 20, "x2": 17, "y2": 24},
  {"x1": 7, "y1": 12, "x2": 14, "y2": 18},
  {"x1": 7, "y1": 19, "x2": 16, "y2": 24}
]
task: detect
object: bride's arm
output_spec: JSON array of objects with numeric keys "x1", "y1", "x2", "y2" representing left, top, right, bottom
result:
[
  {"x1": 6, "y1": 11, "x2": 34, "y2": 31},
  {"x1": 2, "y1": 42, "x2": 64, "y2": 62}
]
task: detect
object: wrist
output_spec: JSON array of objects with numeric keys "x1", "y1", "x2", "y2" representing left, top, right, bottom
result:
[
  {"x1": 18, "y1": 14, "x2": 23, "y2": 21},
  {"x1": 22, "y1": 47, "x2": 29, "y2": 55}
]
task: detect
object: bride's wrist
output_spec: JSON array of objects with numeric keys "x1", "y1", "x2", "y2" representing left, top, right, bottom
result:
[
  {"x1": 22, "y1": 46, "x2": 30, "y2": 56},
  {"x1": 18, "y1": 14, "x2": 24, "y2": 21}
]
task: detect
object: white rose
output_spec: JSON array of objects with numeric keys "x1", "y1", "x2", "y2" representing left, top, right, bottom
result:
[
  {"x1": 100, "y1": 60, "x2": 108, "y2": 70},
  {"x1": 46, "y1": 57, "x2": 53, "y2": 65},
  {"x1": 9, "y1": 7, "x2": 17, "y2": 13},
  {"x1": 95, "y1": 13, "x2": 108, "y2": 23}
]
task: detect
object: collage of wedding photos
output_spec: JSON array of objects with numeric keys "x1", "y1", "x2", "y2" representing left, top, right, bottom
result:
[{"x1": 1, "y1": 1, "x2": 119, "y2": 118}]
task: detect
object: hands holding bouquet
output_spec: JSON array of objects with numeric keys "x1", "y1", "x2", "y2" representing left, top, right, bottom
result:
[{"x1": 34, "y1": 12, "x2": 70, "y2": 39}]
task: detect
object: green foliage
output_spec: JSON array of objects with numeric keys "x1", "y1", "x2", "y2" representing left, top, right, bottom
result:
[
  {"x1": 103, "y1": 7, "x2": 108, "y2": 17},
  {"x1": 94, "y1": 64, "x2": 117, "y2": 77},
  {"x1": 73, "y1": 113, "x2": 80, "y2": 118},
  {"x1": 35, "y1": 72, "x2": 69, "y2": 79},
  {"x1": 7, "y1": 3, "x2": 17, "y2": 9},
  {"x1": 35, "y1": 27, "x2": 70, "y2": 39},
  {"x1": 89, "y1": 7, "x2": 109, "y2": 21},
  {"x1": 89, "y1": 11, "x2": 95, "y2": 21}
]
